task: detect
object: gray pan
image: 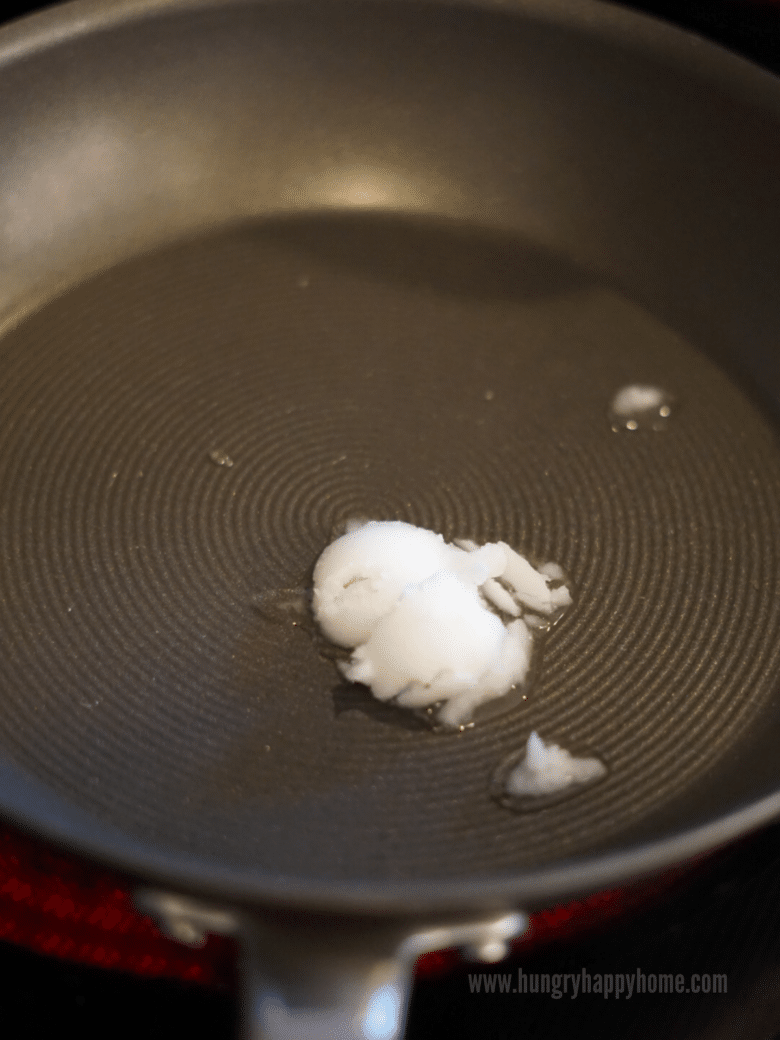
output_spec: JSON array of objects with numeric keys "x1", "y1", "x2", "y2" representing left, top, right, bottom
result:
[{"x1": 2, "y1": 0, "x2": 780, "y2": 1036}]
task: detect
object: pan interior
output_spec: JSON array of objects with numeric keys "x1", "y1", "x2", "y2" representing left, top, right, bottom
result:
[{"x1": 1, "y1": 213, "x2": 780, "y2": 887}]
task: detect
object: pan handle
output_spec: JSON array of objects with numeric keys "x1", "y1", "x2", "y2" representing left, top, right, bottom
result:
[{"x1": 136, "y1": 889, "x2": 527, "y2": 1040}]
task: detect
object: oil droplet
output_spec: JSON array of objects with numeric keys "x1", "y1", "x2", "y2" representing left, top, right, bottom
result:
[
  {"x1": 209, "y1": 449, "x2": 235, "y2": 468},
  {"x1": 609, "y1": 384, "x2": 674, "y2": 432},
  {"x1": 297, "y1": 275, "x2": 310, "y2": 288}
]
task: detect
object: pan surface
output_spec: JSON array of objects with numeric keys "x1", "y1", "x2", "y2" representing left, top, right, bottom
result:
[{"x1": 2, "y1": 0, "x2": 780, "y2": 911}]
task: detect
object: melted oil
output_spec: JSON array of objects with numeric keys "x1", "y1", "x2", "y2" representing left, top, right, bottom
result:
[
  {"x1": 609, "y1": 384, "x2": 674, "y2": 432},
  {"x1": 208, "y1": 448, "x2": 235, "y2": 467}
]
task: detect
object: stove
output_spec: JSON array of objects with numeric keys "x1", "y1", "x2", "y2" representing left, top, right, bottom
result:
[
  {"x1": 3, "y1": 819, "x2": 780, "y2": 1039},
  {"x1": 1, "y1": 1, "x2": 780, "y2": 1037}
]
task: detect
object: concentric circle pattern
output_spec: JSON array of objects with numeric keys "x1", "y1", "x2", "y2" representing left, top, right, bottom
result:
[{"x1": 1, "y1": 215, "x2": 780, "y2": 886}]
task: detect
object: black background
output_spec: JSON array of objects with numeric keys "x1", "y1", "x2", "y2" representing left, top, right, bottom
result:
[{"x1": 2, "y1": 1, "x2": 780, "y2": 1038}]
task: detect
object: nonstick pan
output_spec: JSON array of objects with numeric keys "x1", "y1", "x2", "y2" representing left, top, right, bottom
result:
[{"x1": 2, "y1": 0, "x2": 780, "y2": 1035}]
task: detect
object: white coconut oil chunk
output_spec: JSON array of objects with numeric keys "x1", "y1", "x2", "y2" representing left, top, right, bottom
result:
[
  {"x1": 505, "y1": 731, "x2": 606, "y2": 797},
  {"x1": 311, "y1": 520, "x2": 572, "y2": 728}
]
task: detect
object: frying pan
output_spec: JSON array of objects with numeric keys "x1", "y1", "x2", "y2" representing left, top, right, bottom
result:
[{"x1": 2, "y1": 0, "x2": 780, "y2": 1035}]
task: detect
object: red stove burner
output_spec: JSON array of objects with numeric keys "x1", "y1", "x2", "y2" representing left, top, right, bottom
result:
[
  {"x1": 0, "y1": 827, "x2": 235, "y2": 988},
  {"x1": 0, "y1": 824, "x2": 711, "y2": 989}
]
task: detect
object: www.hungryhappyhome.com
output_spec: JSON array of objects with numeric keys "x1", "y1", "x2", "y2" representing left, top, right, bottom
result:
[{"x1": 467, "y1": 969, "x2": 727, "y2": 999}]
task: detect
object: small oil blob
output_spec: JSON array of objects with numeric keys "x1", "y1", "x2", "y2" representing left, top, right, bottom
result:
[
  {"x1": 491, "y1": 731, "x2": 607, "y2": 811},
  {"x1": 609, "y1": 384, "x2": 674, "y2": 432},
  {"x1": 209, "y1": 449, "x2": 235, "y2": 468}
]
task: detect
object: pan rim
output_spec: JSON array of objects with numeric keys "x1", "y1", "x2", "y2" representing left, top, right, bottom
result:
[
  {"x1": 2, "y1": 753, "x2": 779, "y2": 913},
  {"x1": 2, "y1": 0, "x2": 780, "y2": 913},
  {"x1": 0, "y1": 0, "x2": 779, "y2": 115}
]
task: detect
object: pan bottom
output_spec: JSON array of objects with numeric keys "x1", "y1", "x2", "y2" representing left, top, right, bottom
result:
[{"x1": 0, "y1": 214, "x2": 778, "y2": 886}]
